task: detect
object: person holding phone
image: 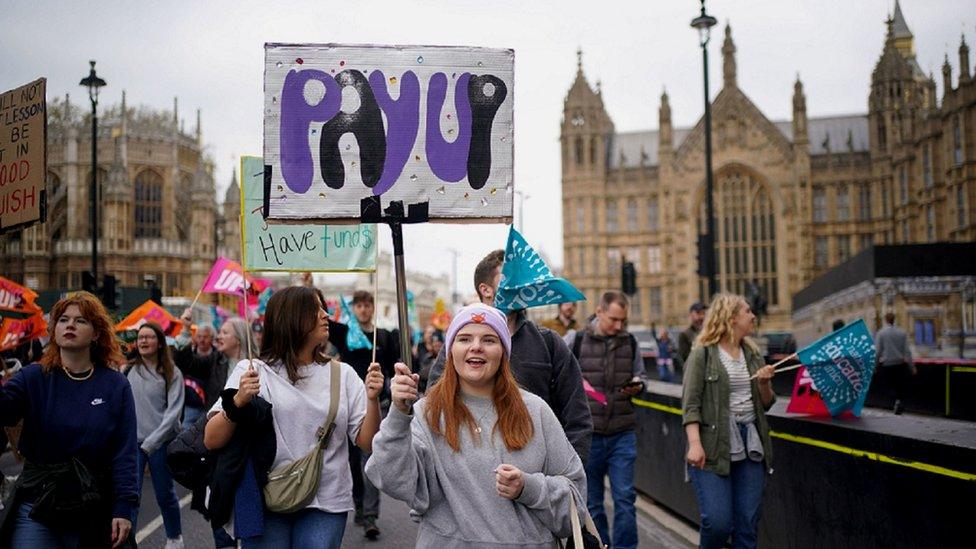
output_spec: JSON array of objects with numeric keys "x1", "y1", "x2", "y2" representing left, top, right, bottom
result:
[{"x1": 568, "y1": 291, "x2": 646, "y2": 549}]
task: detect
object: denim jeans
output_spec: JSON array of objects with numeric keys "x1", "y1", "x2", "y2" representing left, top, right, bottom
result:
[
  {"x1": 689, "y1": 426, "x2": 766, "y2": 549},
  {"x1": 242, "y1": 508, "x2": 348, "y2": 549},
  {"x1": 182, "y1": 405, "x2": 204, "y2": 429},
  {"x1": 135, "y1": 445, "x2": 182, "y2": 539},
  {"x1": 9, "y1": 502, "x2": 81, "y2": 548},
  {"x1": 585, "y1": 430, "x2": 638, "y2": 549},
  {"x1": 349, "y1": 445, "x2": 380, "y2": 520}
]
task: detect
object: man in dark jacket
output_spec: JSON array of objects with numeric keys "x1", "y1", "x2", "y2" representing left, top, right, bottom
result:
[
  {"x1": 327, "y1": 290, "x2": 398, "y2": 539},
  {"x1": 678, "y1": 302, "x2": 707, "y2": 364},
  {"x1": 427, "y1": 250, "x2": 593, "y2": 465},
  {"x1": 570, "y1": 291, "x2": 646, "y2": 549}
]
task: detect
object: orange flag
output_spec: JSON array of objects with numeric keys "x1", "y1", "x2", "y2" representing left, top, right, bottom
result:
[{"x1": 115, "y1": 300, "x2": 181, "y2": 336}]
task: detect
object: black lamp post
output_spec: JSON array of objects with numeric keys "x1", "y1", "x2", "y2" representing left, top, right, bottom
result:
[
  {"x1": 691, "y1": 0, "x2": 718, "y2": 298},
  {"x1": 80, "y1": 61, "x2": 106, "y2": 291}
]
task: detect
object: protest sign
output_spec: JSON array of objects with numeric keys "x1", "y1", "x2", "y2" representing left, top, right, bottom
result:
[
  {"x1": 263, "y1": 44, "x2": 514, "y2": 223},
  {"x1": 796, "y1": 319, "x2": 877, "y2": 417},
  {"x1": 240, "y1": 156, "x2": 376, "y2": 271},
  {"x1": 495, "y1": 226, "x2": 584, "y2": 313},
  {"x1": 201, "y1": 257, "x2": 250, "y2": 296},
  {"x1": 0, "y1": 276, "x2": 40, "y2": 312},
  {"x1": 0, "y1": 313, "x2": 46, "y2": 352},
  {"x1": 0, "y1": 78, "x2": 46, "y2": 234}
]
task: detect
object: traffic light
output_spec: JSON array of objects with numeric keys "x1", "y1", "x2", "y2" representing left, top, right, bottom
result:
[
  {"x1": 101, "y1": 274, "x2": 118, "y2": 310},
  {"x1": 82, "y1": 271, "x2": 97, "y2": 294},
  {"x1": 696, "y1": 234, "x2": 714, "y2": 278},
  {"x1": 621, "y1": 261, "x2": 637, "y2": 296},
  {"x1": 149, "y1": 282, "x2": 163, "y2": 305}
]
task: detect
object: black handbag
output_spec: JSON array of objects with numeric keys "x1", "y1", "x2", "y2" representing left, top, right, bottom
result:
[{"x1": 563, "y1": 497, "x2": 606, "y2": 549}]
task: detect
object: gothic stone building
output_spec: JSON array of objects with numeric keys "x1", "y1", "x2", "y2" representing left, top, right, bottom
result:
[
  {"x1": 561, "y1": 6, "x2": 975, "y2": 332},
  {"x1": 0, "y1": 93, "x2": 235, "y2": 299}
]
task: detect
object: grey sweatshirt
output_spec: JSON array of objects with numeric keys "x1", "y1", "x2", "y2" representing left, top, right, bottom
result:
[
  {"x1": 875, "y1": 324, "x2": 913, "y2": 366},
  {"x1": 365, "y1": 390, "x2": 587, "y2": 549},
  {"x1": 128, "y1": 363, "x2": 184, "y2": 454}
]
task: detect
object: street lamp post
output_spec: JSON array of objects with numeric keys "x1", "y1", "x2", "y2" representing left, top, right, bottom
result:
[
  {"x1": 691, "y1": 0, "x2": 718, "y2": 298},
  {"x1": 80, "y1": 61, "x2": 106, "y2": 292}
]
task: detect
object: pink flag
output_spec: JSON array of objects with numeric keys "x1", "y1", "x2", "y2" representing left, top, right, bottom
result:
[
  {"x1": 582, "y1": 378, "x2": 607, "y2": 406},
  {"x1": 201, "y1": 257, "x2": 248, "y2": 296}
]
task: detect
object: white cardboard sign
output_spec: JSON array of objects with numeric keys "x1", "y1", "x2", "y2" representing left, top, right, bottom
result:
[{"x1": 263, "y1": 43, "x2": 514, "y2": 223}]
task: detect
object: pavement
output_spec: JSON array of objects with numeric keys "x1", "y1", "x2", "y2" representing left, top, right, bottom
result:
[{"x1": 1, "y1": 450, "x2": 697, "y2": 548}]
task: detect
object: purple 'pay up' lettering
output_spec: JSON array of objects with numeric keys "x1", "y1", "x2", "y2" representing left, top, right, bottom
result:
[
  {"x1": 279, "y1": 69, "x2": 342, "y2": 194},
  {"x1": 425, "y1": 72, "x2": 471, "y2": 183},
  {"x1": 368, "y1": 70, "x2": 420, "y2": 195}
]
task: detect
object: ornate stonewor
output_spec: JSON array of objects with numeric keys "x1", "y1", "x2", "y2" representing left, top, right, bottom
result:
[{"x1": 560, "y1": 5, "x2": 975, "y2": 333}]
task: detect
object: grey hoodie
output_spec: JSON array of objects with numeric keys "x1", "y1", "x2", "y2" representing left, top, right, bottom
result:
[
  {"x1": 365, "y1": 390, "x2": 586, "y2": 549},
  {"x1": 128, "y1": 362, "x2": 184, "y2": 455}
]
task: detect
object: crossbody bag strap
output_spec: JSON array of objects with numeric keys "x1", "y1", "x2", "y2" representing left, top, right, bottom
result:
[{"x1": 315, "y1": 360, "x2": 342, "y2": 448}]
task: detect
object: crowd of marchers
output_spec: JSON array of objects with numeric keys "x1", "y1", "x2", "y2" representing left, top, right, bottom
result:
[{"x1": 0, "y1": 248, "x2": 780, "y2": 549}]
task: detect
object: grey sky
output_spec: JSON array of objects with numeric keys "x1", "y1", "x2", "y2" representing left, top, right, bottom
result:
[{"x1": 4, "y1": 0, "x2": 970, "y2": 291}]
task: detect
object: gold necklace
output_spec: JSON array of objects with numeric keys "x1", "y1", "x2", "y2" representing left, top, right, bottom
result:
[
  {"x1": 64, "y1": 367, "x2": 94, "y2": 381},
  {"x1": 473, "y1": 403, "x2": 494, "y2": 434}
]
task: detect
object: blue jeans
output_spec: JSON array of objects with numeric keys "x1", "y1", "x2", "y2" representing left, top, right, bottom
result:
[
  {"x1": 9, "y1": 502, "x2": 81, "y2": 548},
  {"x1": 689, "y1": 431, "x2": 766, "y2": 549},
  {"x1": 135, "y1": 445, "x2": 182, "y2": 539},
  {"x1": 242, "y1": 508, "x2": 348, "y2": 549},
  {"x1": 182, "y1": 405, "x2": 204, "y2": 429},
  {"x1": 586, "y1": 430, "x2": 637, "y2": 549}
]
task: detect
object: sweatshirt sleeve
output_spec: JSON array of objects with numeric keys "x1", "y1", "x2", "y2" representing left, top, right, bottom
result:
[
  {"x1": 515, "y1": 401, "x2": 588, "y2": 539},
  {"x1": 0, "y1": 367, "x2": 31, "y2": 426},
  {"x1": 364, "y1": 404, "x2": 441, "y2": 514},
  {"x1": 112, "y1": 378, "x2": 140, "y2": 521},
  {"x1": 545, "y1": 330, "x2": 593, "y2": 466},
  {"x1": 141, "y1": 369, "x2": 186, "y2": 455}
]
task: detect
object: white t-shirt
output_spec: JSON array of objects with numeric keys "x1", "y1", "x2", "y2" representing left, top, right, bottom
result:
[{"x1": 210, "y1": 358, "x2": 367, "y2": 513}]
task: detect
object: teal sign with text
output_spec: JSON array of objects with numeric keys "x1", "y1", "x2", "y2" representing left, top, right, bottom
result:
[{"x1": 241, "y1": 156, "x2": 376, "y2": 272}]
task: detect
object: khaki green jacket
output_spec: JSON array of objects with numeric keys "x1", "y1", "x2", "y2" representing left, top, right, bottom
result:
[{"x1": 681, "y1": 343, "x2": 775, "y2": 476}]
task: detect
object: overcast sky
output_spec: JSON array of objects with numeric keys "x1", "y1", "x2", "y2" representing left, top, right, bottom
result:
[{"x1": 5, "y1": 0, "x2": 970, "y2": 291}]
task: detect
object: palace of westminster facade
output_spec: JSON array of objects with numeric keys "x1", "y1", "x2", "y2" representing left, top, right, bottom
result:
[{"x1": 561, "y1": 6, "x2": 975, "y2": 331}]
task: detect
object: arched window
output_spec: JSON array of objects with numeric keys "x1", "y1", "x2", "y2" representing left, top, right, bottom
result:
[
  {"x1": 47, "y1": 171, "x2": 66, "y2": 241},
  {"x1": 697, "y1": 169, "x2": 778, "y2": 306},
  {"x1": 176, "y1": 172, "x2": 192, "y2": 241},
  {"x1": 134, "y1": 170, "x2": 163, "y2": 238}
]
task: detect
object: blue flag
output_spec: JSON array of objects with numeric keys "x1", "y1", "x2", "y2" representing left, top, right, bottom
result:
[
  {"x1": 494, "y1": 226, "x2": 585, "y2": 313},
  {"x1": 796, "y1": 319, "x2": 877, "y2": 417},
  {"x1": 340, "y1": 296, "x2": 372, "y2": 351}
]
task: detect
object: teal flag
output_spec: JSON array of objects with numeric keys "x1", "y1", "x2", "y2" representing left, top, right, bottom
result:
[
  {"x1": 340, "y1": 296, "x2": 372, "y2": 351},
  {"x1": 797, "y1": 319, "x2": 877, "y2": 417},
  {"x1": 494, "y1": 226, "x2": 585, "y2": 313},
  {"x1": 240, "y1": 156, "x2": 377, "y2": 272}
]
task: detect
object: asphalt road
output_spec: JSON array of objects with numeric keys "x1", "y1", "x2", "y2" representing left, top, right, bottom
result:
[{"x1": 1, "y1": 450, "x2": 693, "y2": 548}]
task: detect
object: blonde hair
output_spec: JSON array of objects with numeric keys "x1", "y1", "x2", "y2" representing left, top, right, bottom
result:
[{"x1": 694, "y1": 293, "x2": 759, "y2": 353}]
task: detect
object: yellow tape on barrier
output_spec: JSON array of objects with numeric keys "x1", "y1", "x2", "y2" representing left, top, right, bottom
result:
[{"x1": 631, "y1": 397, "x2": 976, "y2": 481}]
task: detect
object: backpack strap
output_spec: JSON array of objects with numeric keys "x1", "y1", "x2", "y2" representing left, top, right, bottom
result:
[
  {"x1": 572, "y1": 330, "x2": 584, "y2": 359},
  {"x1": 316, "y1": 359, "x2": 342, "y2": 448}
]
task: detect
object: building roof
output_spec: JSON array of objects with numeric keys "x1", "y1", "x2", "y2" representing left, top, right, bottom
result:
[
  {"x1": 792, "y1": 243, "x2": 976, "y2": 311},
  {"x1": 891, "y1": 0, "x2": 913, "y2": 40},
  {"x1": 608, "y1": 114, "x2": 868, "y2": 168}
]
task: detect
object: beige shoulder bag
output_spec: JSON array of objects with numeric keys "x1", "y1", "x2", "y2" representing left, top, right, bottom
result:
[{"x1": 263, "y1": 360, "x2": 341, "y2": 514}]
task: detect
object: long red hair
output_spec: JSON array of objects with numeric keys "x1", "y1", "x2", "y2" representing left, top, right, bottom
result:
[
  {"x1": 39, "y1": 291, "x2": 124, "y2": 373},
  {"x1": 424, "y1": 351, "x2": 533, "y2": 452}
]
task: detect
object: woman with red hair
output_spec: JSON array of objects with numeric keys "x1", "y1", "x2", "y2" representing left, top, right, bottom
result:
[
  {"x1": 0, "y1": 291, "x2": 138, "y2": 548},
  {"x1": 366, "y1": 303, "x2": 587, "y2": 548}
]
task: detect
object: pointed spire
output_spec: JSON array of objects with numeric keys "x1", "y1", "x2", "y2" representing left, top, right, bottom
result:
[
  {"x1": 196, "y1": 108, "x2": 202, "y2": 145},
  {"x1": 889, "y1": 0, "x2": 915, "y2": 56},
  {"x1": 722, "y1": 22, "x2": 737, "y2": 88},
  {"x1": 659, "y1": 87, "x2": 672, "y2": 151},
  {"x1": 960, "y1": 33, "x2": 971, "y2": 80},
  {"x1": 172, "y1": 96, "x2": 179, "y2": 130},
  {"x1": 224, "y1": 165, "x2": 240, "y2": 205},
  {"x1": 64, "y1": 93, "x2": 71, "y2": 121},
  {"x1": 792, "y1": 74, "x2": 808, "y2": 146},
  {"x1": 576, "y1": 47, "x2": 583, "y2": 74},
  {"x1": 943, "y1": 53, "x2": 954, "y2": 95},
  {"x1": 120, "y1": 90, "x2": 128, "y2": 134}
]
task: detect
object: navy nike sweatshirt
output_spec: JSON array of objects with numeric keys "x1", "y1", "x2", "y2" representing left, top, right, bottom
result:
[{"x1": 0, "y1": 363, "x2": 139, "y2": 520}]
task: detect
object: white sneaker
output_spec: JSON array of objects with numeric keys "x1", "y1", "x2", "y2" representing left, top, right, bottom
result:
[{"x1": 164, "y1": 536, "x2": 185, "y2": 549}]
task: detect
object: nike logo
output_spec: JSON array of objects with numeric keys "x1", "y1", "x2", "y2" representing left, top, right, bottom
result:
[{"x1": 91, "y1": 398, "x2": 105, "y2": 406}]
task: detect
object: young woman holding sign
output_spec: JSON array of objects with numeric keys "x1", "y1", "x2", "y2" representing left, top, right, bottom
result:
[
  {"x1": 365, "y1": 303, "x2": 587, "y2": 548},
  {"x1": 203, "y1": 286, "x2": 383, "y2": 548},
  {"x1": 681, "y1": 293, "x2": 776, "y2": 549}
]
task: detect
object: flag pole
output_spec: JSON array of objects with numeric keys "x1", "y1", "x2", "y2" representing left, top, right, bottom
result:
[
  {"x1": 188, "y1": 287, "x2": 204, "y2": 312},
  {"x1": 371, "y1": 255, "x2": 379, "y2": 364},
  {"x1": 750, "y1": 352, "x2": 799, "y2": 380}
]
